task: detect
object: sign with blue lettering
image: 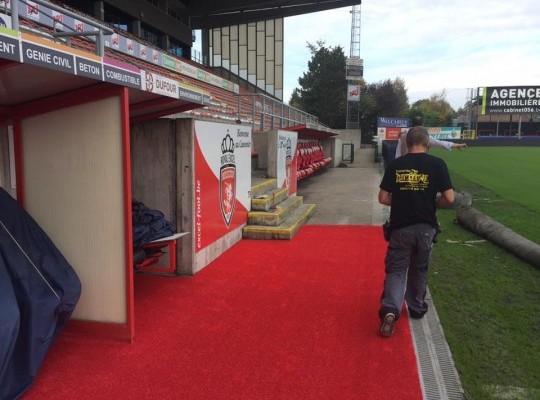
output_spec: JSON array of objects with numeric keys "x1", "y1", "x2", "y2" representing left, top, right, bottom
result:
[{"x1": 377, "y1": 117, "x2": 410, "y2": 128}]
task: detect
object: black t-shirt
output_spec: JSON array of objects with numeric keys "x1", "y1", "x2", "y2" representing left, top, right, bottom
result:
[{"x1": 380, "y1": 152, "x2": 453, "y2": 229}]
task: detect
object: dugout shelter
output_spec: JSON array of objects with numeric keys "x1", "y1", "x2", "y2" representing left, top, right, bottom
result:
[{"x1": 0, "y1": 0, "x2": 350, "y2": 342}]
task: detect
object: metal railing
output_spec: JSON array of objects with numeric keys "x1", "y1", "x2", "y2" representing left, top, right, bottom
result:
[
  {"x1": 9, "y1": 0, "x2": 113, "y2": 56},
  {"x1": 236, "y1": 92, "x2": 337, "y2": 133},
  {"x1": 6, "y1": 0, "x2": 334, "y2": 135}
]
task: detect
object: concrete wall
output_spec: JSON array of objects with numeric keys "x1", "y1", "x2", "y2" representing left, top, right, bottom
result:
[
  {"x1": 321, "y1": 137, "x2": 339, "y2": 167},
  {"x1": 131, "y1": 119, "x2": 176, "y2": 222},
  {"x1": 266, "y1": 130, "x2": 279, "y2": 178},
  {"x1": 175, "y1": 119, "x2": 195, "y2": 275},
  {"x1": 193, "y1": 228, "x2": 242, "y2": 273},
  {"x1": 337, "y1": 129, "x2": 361, "y2": 152},
  {"x1": 252, "y1": 130, "x2": 268, "y2": 170},
  {"x1": 131, "y1": 118, "x2": 194, "y2": 275},
  {"x1": 131, "y1": 118, "x2": 247, "y2": 276}
]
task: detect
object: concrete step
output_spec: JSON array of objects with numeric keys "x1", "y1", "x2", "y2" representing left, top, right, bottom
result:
[
  {"x1": 243, "y1": 203, "x2": 316, "y2": 240},
  {"x1": 251, "y1": 187, "x2": 289, "y2": 211},
  {"x1": 247, "y1": 195, "x2": 303, "y2": 226},
  {"x1": 250, "y1": 177, "x2": 277, "y2": 198}
]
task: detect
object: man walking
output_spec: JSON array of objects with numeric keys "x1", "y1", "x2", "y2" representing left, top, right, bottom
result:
[
  {"x1": 395, "y1": 116, "x2": 467, "y2": 158},
  {"x1": 377, "y1": 126, "x2": 454, "y2": 337}
]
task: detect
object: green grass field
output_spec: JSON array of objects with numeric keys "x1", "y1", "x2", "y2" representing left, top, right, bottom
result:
[
  {"x1": 428, "y1": 146, "x2": 540, "y2": 400},
  {"x1": 431, "y1": 146, "x2": 540, "y2": 243},
  {"x1": 432, "y1": 146, "x2": 540, "y2": 212}
]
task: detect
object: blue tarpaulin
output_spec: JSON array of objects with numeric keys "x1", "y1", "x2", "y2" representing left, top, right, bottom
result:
[{"x1": 0, "y1": 188, "x2": 81, "y2": 400}]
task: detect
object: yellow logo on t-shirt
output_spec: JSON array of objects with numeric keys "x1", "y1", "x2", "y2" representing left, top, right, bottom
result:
[{"x1": 395, "y1": 169, "x2": 429, "y2": 191}]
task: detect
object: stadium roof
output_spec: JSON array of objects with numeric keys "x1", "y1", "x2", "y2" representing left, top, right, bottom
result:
[{"x1": 169, "y1": 0, "x2": 361, "y2": 29}]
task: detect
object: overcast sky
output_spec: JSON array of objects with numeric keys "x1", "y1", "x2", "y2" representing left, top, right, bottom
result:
[{"x1": 283, "y1": 0, "x2": 540, "y2": 110}]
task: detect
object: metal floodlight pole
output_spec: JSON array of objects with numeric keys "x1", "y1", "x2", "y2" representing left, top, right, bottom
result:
[
  {"x1": 346, "y1": 4, "x2": 362, "y2": 130},
  {"x1": 467, "y1": 88, "x2": 473, "y2": 131},
  {"x1": 346, "y1": 96, "x2": 350, "y2": 129},
  {"x1": 11, "y1": 0, "x2": 19, "y2": 31}
]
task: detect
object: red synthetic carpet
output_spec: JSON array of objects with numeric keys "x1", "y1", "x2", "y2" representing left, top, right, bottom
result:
[{"x1": 23, "y1": 226, "x2": 422, "y2": 400}]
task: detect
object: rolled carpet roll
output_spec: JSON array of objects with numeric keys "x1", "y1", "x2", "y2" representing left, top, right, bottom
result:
[{"x1": 457, "y1": 205, "x2": 540, "y2": 269}]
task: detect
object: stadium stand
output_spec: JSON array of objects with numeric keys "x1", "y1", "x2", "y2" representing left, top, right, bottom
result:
[
  {"x1": 15, "y1": 1, "x2": 336, "y2": 174},
  {"x1": 33, "y1": 3, "x2": 330, "y2": 126}
]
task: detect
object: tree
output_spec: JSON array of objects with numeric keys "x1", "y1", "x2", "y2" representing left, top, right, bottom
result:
[
  {"x1": 358, "y1": 78, "x2": 409, "y2": 143},
  {"x1": 408, "y1": 91, "x2": 456, "y2": 126},
  {"x1": 372, "y1": 78, "x2": 409, "y2": 117},
  {"x1": 289, "y1": 88, "x2": 302, "y2": 110},
  {"x1": 289, "y1": 41, "x2": 347, "y2": 129}
]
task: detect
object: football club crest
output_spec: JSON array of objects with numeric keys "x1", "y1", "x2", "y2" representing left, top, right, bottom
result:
[
  {"x1": 219, "y1": 133, "x2": 236, "y2": 228},
  {"x1": 145, "y1": 71, "x2": 154, "y2": 91}
]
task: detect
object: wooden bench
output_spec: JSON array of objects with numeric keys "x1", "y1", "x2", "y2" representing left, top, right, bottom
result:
[{"x1": 135, "y1": 232, "x2": 189, "y2": 274}]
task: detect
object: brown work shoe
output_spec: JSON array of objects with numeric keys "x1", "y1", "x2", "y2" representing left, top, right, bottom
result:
[{"x1": 379, "y1": 313, "x2": 396, "y2": 337}]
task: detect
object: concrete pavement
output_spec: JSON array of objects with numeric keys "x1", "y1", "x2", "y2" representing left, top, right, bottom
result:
[{"x1": 297, "y1": 147, "x2": 387, "y2": 226}]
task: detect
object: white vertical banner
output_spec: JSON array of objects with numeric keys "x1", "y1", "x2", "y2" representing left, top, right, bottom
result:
[
  {"x1": 347, "y1": 84, "x2": 360, "y2": 102},
  {"x1": 276, "y1": 130, "x2": 298, "y2": 195},
  {"x1": 194, "y1": 121, "x2": 252, "y2": 252},
  {"x1": 0, "y1": 11, "x2": 12, "y2": 28}
]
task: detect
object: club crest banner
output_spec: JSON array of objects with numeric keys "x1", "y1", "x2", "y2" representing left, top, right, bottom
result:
[{"x1": 194, "y1": 121, "x2": 251, "y2": 252}]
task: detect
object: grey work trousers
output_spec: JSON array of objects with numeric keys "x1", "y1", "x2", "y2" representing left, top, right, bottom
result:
[{"x1": 379, "y1": 223, "x2": 436, "y2": 320}]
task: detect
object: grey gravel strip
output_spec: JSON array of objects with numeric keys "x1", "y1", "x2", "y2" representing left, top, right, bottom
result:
[{"x1": 409, "y1": 288, "x2": 465, "y2": 400}]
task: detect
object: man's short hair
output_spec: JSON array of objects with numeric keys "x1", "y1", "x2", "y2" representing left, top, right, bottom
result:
[
  {"x1": 406, "y1": 126, "x2": 429, "y2": 148},
  {"x1": 412, "y1": 116, "x2": 424, "y2": 127}
]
